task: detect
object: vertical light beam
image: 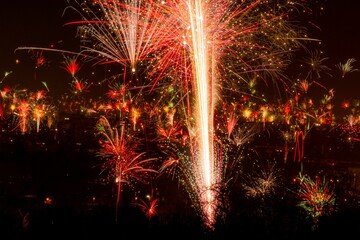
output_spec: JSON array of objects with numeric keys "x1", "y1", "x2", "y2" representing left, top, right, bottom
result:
[{"x1": 188, "y1": 0, "x2": 216, "y2": 226}]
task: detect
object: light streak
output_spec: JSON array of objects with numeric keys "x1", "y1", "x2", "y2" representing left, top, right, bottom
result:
[{"x1": 187, "y1": 0, "x2": 216, "y2": 225}]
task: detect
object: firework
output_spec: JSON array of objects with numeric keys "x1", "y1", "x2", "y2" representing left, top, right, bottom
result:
[
  {"x1": 336, "y1": 58, "x2": 359, "y2": 78},
  {"x1": 65, "y1": 0, "x2": 163, "y2": 74},
  {"x1": 302, "y1": 50, "x2": 332, "y2": 79},
  {"x1": 95, "y1": 115, "x2": 158, "y2": 221},
  {"x1": 0, "y1": 88, "x2": 56, "y2": 134},
  {"x1": 242, "y1": 159, "x2": 282, "y2": 200},
  {"x1": 296, "y1": 173, "x2": 336, "y2": 228},
  {"x1": 334, "y1": 99, "x2": 360, "y2": 143},
  {"x1": 132, "y1": 188, "x2": 159, "y2": 219},
  {"x1": 68, "y1": 0, "x2": 313, "y2": 228},
  {"x1": 0, "y1": 71, "x2": 12, "y2": 85},
  {"x1": 62, "y1": 55, "x2": 82, "y2": 78},
  {"x1": 149, "y1": 0, "x2": 309, "y2": 228}
]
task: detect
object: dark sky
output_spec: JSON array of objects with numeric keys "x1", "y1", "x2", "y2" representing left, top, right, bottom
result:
[
  {"x1": 314, "y1": 0, "x2": 360, "y2": 105},
  {"x1": 0, "y1": 0, "x2": 360, "y2": 104},
  {"x1": 0, "y1": 0, "x2": 80, "y2": 100}
]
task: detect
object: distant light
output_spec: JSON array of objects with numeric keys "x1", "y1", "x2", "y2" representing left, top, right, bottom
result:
[{"x1": 44, "y1": 197, "x2": 53, "y2": 205}]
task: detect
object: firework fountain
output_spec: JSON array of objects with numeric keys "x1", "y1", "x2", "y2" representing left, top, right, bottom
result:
[{"x1": 66, "y1": 0, "x2": 312, "y2": 228}]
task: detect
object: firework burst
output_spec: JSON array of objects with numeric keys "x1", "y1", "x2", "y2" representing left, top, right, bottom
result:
[
  {"x1": 95, "y1": 115, "x2": 158, "y2": 221},
  {"x1": 336, "y1": 58, "x2": 359, "y2": 78},
  {"x1": 296, "y1": 173, "x2": 336, "y2": 228},
  {"x1": 242, "y1": 158, "x2": 282, "y2": 201},
  {"x1": 132, "y1": 188, "x2": 159, "y2": 219}
]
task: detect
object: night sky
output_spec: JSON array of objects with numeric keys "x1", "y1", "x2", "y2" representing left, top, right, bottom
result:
[
  {"x1": 315, "y1": 0, "x2": 360, "y2": 105},
  {"x1": 0, "y1": 0, "x2": 80, "y2": 100},
  {"x1": 0, "y1": 0, "x2": 360, "y2": 103}
]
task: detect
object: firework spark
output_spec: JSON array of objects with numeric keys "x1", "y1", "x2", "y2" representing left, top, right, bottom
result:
[{"x1": 336, "y1": 58, "x2": 359, "y2": 78}]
